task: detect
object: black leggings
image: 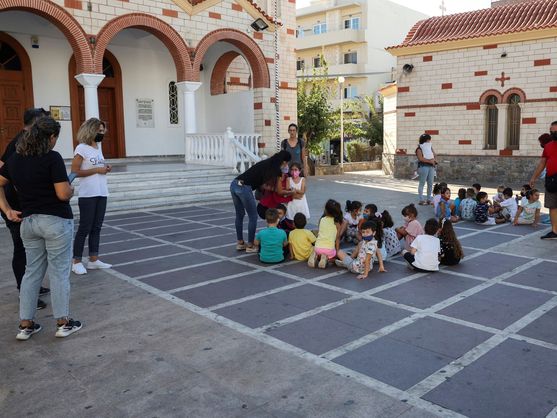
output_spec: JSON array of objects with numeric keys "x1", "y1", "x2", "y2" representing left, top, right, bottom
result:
[
  {"x1": 2, "y1": 213, "x2": 26, "y2": 289},
  {"x1": 73, "y1": 196, "x2": 107, "y2": 260},
  {"x1": 403, "y1": 252, "x2": 437, "y2": 273}
]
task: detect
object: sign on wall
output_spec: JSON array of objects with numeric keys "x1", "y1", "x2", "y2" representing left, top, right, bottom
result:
[
  {"x1": 49, "y1": 106, "x2": 71, "y2": 121},
  {"x1": 136, "y1": 98, "x2": 154, "y2": 128}
]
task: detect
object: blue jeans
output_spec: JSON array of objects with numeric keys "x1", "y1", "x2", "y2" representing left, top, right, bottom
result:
[
  {"x1": 230, "y1": 180, "x2": 257, "y2": 243},
  {"x1": 418, "y1": 165, "x2": 435, "y2": 202},
  {"x1": 73, "y1": 196, "x2": 107, "y2": 260},
  {"x1": 20, "y1": 215, "x2": 74, "y2": 320}
]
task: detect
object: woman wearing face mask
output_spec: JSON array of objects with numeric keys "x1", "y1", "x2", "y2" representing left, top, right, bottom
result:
[
  {"x1": 71, "y1": 118, "x2": 112, "y2": 275},
  {"x1": 231, "y1": 150, "x2": 292, "y2": 252},
  {"x1": 0, "y1": 116, "x2": 82, "y2": 340}
]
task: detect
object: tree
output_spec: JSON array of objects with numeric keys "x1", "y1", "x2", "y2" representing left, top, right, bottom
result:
[{"x1": 297, "y1": 61, "x2": 333, "y2": 155}]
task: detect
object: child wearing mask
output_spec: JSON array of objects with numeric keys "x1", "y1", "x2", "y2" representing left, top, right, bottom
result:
[
  {"x1": 286, "y1": 162, "x2": 310, "y2": 220},
  {"x1": 395, "y1": 204, "x2": 424, "y2": 251}
]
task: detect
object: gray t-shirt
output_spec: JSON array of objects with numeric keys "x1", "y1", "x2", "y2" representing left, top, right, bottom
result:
[{"x1": 282, "y1": 138, "x2": 304, "y2": 166}]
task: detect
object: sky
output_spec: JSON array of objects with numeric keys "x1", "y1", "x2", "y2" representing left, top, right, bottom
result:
[{"x1": 296, "y1": 0, "x2": 492, "y2": 16}]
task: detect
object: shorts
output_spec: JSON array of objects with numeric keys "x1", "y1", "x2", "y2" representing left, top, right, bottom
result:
[
  {"x1": 516, "y1": 217, "x2": 534, "y2": 225},
  {"x1": 545, "y1": 190, "x2": 557, "y2": 209},
  {"x1": 340, "y1": 256, "x2": 366, "y2": 274},
  {"x1": 315, "y1": 247, "x2": 336, "y2": 259}
]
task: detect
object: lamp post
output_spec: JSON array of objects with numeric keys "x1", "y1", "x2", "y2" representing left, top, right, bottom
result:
[{"x1": 338, "y1": 76, "x2": 345, "y2": 170}]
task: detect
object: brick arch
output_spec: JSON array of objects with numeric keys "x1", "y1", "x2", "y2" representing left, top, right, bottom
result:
[
  {"x1": 502, "y1": 87, "x2": 526, "y2": 103},
  {"x1": 211, "y1": 51, "x2": 243, "y2": 95},
  {"x1": 0, "y1": 0, "x2": 93, "y2": 73},
  {"x1": 95, "y1": 13, "x2": 192, "y2": 82},
  {"x1": 479, "y1": 89, "x2": 503, "y2": 104},
  {"x1": 193, "y1": 29, "x2": 270, "y2": 88}
]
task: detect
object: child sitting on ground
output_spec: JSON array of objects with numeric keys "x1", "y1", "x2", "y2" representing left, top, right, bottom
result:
[
  {"x1": 516, "y1": 184, "x2": 532, "y2": 205},
  {"x1": 369, "y1": 215, "x2": 388, "y2": 262},
  {"x1": 336, "y1": 220, "x2": 386, "y2": 280},
  {"x1": 436, "y1": 186, "x2": 459, "y2": 222},
  {"x1": 403, "y1": 218, "x2": 440, "y2": 272},
  {"x1": 454, "y1": 188, "x2": 466, "y2": 217},
  {"x1": 460, "y1": 188, "x2": 477, "y2": 221},
  {"x1": 358, "y1": 203, "x2": 377, "y2": 236},
  {"x1": 254, "y1": 208, "x2": 288, "y2": 264},
  {"x1": 432, "y1": 182, "x2": 447, "y2": 213},
  {"x1": 286, "y1": 162, "x2": 310, "y2": 220},
  {"x1": 439, "y1": 219, "x2": 464, "y2": 266},
  {"x1": 381, "y1": 210, "x2": 402, "y2": 258},
  {"x1": 276, "y1": 204, "x2": 295, "y2": 236},
  {"x1": 475, "y1": 192, "x2": 505, "y2": 225},
  {"x1": 472, "y1": 183, "x2": 482, "y2": 196},
  {"x1": 492, "y1": 185, "x2": 506, "y2": 205},
  {"x1": 395, "y1": 204, "x2": 424, "y2": 251},
  {"x1": 499, "y1": 187, "x2": 518, "y2": 221},
  {"x1": 513, "y1": 189, "x2": 542, "y2": 226},
  {"x1": 288, "y1": 213, "x2": 316, "y2": 261},
  {"x1": 341, "y1": 200, "x2": 363, "y2": 244},
  {"x1": 308, "y1": 199, "x2": 343, "y2": 269}
]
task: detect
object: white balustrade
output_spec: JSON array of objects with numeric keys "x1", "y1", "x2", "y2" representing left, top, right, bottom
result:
[{"x1": 185, "y1": 128, "x2": 261, "y2": 173}]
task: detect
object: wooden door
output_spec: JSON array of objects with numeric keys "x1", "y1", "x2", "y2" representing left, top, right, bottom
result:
[
  {"x1": 0, "y1": 72, "x2": 25, "y2": 153},
  {"x1": 77, "y1": 86, "x2": 119, "y2": 158}
]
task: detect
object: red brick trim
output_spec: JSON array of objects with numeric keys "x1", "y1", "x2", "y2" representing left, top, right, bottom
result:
[
  {"x1": 286, "y1": 28, "x2": 295, "y2": 35},
  {"x1": 283, "y1": 115, "x2": 290, "y2": 120},
  {"x1": 404, "y1": 112, "x2": 416, "y2": 117},
  {"x1": 425, "y1": 130, "x2": 439, "y2": 135},
  {"x1": 64, "y1": 0, "x2": 81, "y2": 9},
  {"x1": 193, "y1": 29, "x2": 270, "y2": 88},
  {"x1": 499, "y1": 149, "x2": 513, "y2": 156},
  {"x1": 526, "y1": 98, "x2": 557, "y2": 103},
  {"x1": 550, "y1": 86, "x2": 557, "y2": 92},
  {"x1": 254, "y1": 102, "x2": 263, "y2": 110},
  {"x1": 502, "y1": 87, "x2": 526, "y2": 103},
  {"x1": 534, "y1": 58, "x2": 551, "y2": 66},
  {"x1": 522, "y1": 117, "x2": 537, "y2": 124},
  {"x1": 398, "y1": 86, "x2": 410, "y2": 93},
  {"x1": 208, "y1": 12, "x2": 221, "y2": 19},
  {"x1": 210, "y1": 51, "x2": 239, "y2": 95},
  {"x1": 270, "y1": 97, "x2": 276, "y2": 103},
  {"x1": 398, "y1": 102, "x2": 479, "y2": 110},
  {"x1": 466, "y1": 103, "x2": 481, "y2": 110},
  {"x1": 265, "y1": 57, "x2": 274, "y2": 63},
  {"x1": 441, "y1": 83, "x2": 452, "y2": 89},
  {"x1": 162, "y1": 8, "x2": 178, "y2": 18},
  {"x1": 480, "y1": 89, "x2": 503, "y2": 104},
  {"x1": 1, "y1": 0, "x2": 93, "y2": 73},
  {"x1": 423, "y1": 55, "x2": 432, "y2": 62},
  {"x1": 95, "y1": 13, "x2": 192, "y2": 81},
  {"x1": 458, "y1": 140, "x2": 472, "y2": 145},
  {"x1": 264, "y1": 119, "x2": 271, "y2": 126},
  {"x1": 483, "y1": 44, "x2": 498, "y2": 49},
  {"x1": 474, "y1": 70, "x2": 488, "y2": 76},
  {"x1": 231, "y1": 3, "x2": 242, "y2": 11},
  {"x1": 253, "y1": 32, "x2": 263, "y2": 40}
]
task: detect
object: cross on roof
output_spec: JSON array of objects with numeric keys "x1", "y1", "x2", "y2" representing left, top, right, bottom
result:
[
  {"x1": 439, "y1": 0, "x2": 447, "y2": 16},
  {"x1": 496, "y1": 71, "x2": 510, "y2": 87}
]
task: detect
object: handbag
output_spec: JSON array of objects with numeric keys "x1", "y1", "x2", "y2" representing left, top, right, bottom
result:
[{"x1": 545, "y1": 174, "x2": 557, "y2": 193}]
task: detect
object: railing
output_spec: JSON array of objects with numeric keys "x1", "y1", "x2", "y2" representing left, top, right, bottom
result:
[{"x1": 185, "y1": 128, "x2": 261, "y2": 173}]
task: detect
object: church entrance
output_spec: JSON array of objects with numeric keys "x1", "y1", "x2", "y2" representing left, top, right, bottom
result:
[
  {"x1": 0, "y1": 33, "x2": 33, "y2": 153},
  {"x1": 69, "y1": 50, "x2": 125, "y2": 158}
]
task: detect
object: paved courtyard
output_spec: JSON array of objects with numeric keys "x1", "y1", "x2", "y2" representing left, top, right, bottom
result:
[{"x1": 1, "y1": 173, "x2": 557, "y2": 417}]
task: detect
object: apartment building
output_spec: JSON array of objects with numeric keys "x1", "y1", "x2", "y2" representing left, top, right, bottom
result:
[{"x1": 296, "y1": 0, "x2": 427, "y2": 106}]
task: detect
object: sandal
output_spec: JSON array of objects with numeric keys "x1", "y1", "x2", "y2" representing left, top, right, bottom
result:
[{"x1": 418, "y1": 201, "x2": 427, "y2": 206}]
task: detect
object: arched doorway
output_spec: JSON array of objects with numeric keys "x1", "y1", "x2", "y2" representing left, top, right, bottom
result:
[
  {"x1": 0, "y1": 32, "x2": 33, "y2": 152},
  {"x1": 69, "y1": 50, "x2": 125, "y2": 158}
]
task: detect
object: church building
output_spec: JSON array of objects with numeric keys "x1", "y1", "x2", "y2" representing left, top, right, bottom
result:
[
  {"x1": 381, "y1": 0, "x2": 557, "y2": 182},
  {"x1": 0, "y1": 0, "x2": 296, "y2": 160}
]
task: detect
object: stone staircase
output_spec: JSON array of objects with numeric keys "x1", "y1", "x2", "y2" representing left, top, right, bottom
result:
[{"x1": 69, "y1": 158, "x2": 236, "y2": 213}]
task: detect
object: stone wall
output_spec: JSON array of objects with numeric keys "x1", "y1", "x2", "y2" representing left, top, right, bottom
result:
[{"x1": 383, "y1": 153, "x2": 540, "y2": 184}]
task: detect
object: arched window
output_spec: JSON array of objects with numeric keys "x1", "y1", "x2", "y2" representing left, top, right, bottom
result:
[
  {"x1": 0, "y1": 41, "x2": 22, "y2": 71},
  {"x1": 507, "y1": 94, "x2": 521, "y2": 150},
  {"x1": 168, "y1": 81, "x2": 179, "y2": 125},
  {"x1": 485, "y1": 95, "x2": 498, "y2": 150}
]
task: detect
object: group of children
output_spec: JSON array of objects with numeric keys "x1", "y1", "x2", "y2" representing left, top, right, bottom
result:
[
  {"x1": 253, "y1": 196, "x2": 464, "y2": 280},
  {"x1": 432, "y1": 182, "x2": 542, "y2": 227}
]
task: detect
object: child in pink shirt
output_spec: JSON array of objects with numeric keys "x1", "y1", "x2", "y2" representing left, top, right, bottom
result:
[{"x1": 395, "y1": 204, "x2": 425, "y2": 251}]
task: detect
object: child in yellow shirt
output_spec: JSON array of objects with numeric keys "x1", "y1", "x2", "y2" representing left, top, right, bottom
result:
[{"x1": 289, "y1": 213, "x2": 316, "y2": 261}]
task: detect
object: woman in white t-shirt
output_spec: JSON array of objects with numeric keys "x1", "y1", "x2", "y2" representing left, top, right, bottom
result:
[{"x1": 71, "y1": 118, "x2": 112, "y2": 275}]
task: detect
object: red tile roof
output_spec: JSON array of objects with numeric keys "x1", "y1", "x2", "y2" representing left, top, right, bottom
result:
[{"x1": 387, "y1": 0, "x2": 557, "y2": 50}]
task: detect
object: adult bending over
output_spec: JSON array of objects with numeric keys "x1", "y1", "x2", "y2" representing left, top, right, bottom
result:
[
  {"x1": 71, "y1": 118, "x2": 112, "y2": 275},
  {"x1": 530, "y1": 121, "x2": 557, "y2": 239},
  {"x1": 416, "y1": 134, "x2": 437, "y2": 205},
  {"x1": 0, "y1": 117, "x2": 82, "y2": 340},
  {"x1": 230, "y1": 150, "x2": 292, "y2": 252}
]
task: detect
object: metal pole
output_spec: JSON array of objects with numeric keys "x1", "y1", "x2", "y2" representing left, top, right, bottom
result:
[
  {"x1": 274, "y1": 0, "x2": 280, "y2": 151},
  {"x1": 339, "y1": 77, "x2": 344, "y2": 170}
]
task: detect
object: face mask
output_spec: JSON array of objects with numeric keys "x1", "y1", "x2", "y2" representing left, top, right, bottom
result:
[
  {"x1": 362, "y1": 234, "x2": 374, "y2": 241},
  {"x1": 281, "y1": 167, "x2": 289, "y2": 174},
  {"x1": 291, "y1": 170, "x2": 300, "y2": 178},
  {"x1": 362, "y1": 214, "x2": 369, "y2": 220},
  {"x1": 403, "y1": 216, "x2": 411, "y2": 222},
  {"x1": 95, "y1": 133, "x2": 104, "y2": 142},
  {"x1": 552, "y1": 131, "x2": 557, "y2": 140}
]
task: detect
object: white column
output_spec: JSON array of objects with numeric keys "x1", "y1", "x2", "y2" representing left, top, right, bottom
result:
[
  {"x1": 177, "y1": 81, "x2": 202, "y2": 134},
  {"x1": 74, "y1": 73, "x2": 105, "y2": 119}
]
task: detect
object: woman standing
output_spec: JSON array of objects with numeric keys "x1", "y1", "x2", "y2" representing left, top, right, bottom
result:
[
  {"x1": 230, "y1": 150, "x2": 292, "y2": 252},
  {"x1": 71, "y1": 118, "x2": 112, "y2": 275},
  {"x1": 0, "y1": 116, "x2": 82, "y2": 340},
  {"x1": 281, "y1": 124, "x2": 306, "y2": 173},
  {"x1": 416, "y1": 134, "x2": 437, "y2": 205}
]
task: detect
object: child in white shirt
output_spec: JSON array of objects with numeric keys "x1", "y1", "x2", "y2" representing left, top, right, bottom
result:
[
  {"x1": 403, "y1": 218, "x2": 440, "y2": 272},
  {"x1": 499, "y1": 187, "x2": 518, "y2": 221}
]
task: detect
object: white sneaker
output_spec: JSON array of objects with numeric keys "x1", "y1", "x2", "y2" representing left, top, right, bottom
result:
[
  {"x1": 72, "y1": 262, "x2": 87, "y2": 275},
  {"x1": 87, "y1": 260, "x2": 112, "y2": 269}
]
